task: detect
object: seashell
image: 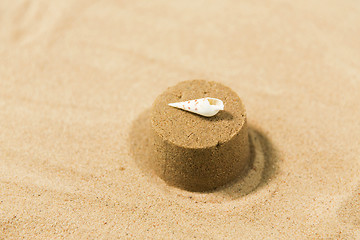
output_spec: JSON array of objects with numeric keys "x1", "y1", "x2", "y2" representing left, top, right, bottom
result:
[{"x1": 168, "y1": 97, "x2": 224, "y2": 117}]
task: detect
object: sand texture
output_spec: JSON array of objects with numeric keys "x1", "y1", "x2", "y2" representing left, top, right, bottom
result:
[
  {"x1": 149, "y1": 80, "x2": 250, "y2": 191},
  {"x1": 1, "y1": 0, "x2": 360, "y2": 239}
]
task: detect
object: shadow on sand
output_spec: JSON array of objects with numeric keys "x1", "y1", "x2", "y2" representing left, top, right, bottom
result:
[{"x1": 128, "y1": 108, "x2": 281, "y2": 202}]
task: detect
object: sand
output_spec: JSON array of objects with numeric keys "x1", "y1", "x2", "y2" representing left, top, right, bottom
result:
[
  {"x1": 149, "y1": 80, "x2": 250, "y2": 191},
  {"x1": 0, "y1": 0, "x2": 359, "y2": 239}
]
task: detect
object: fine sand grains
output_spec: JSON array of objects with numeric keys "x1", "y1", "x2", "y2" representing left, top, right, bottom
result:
[{"x1": 149, "y1": 80, "x2": 250, "y2": 191}]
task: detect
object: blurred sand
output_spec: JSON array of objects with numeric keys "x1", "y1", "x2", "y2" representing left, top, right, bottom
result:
[{"x1": 0, "y1": 0, "x2": 359, "y2": 239}]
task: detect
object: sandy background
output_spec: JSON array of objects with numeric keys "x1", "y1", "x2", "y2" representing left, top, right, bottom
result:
[{"x1": 1, "y1": 0, "x2": 359, "y2": 239}]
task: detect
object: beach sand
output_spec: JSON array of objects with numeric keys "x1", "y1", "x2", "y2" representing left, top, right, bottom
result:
[
  {"x1": 0, "y1": 0, "x2": 359, "y2": 239},
  {"x1": 148, "y1": 80, "x2": 250, "y2": 191}
]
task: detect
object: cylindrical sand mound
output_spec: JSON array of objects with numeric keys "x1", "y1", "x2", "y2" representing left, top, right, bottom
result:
[{"x1": 150, "y1": 80, "x2": 250, "y2": 191}]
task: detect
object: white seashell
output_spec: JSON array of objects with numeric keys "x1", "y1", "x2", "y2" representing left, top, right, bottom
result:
[{"x1": 168, "y1": 97, "x2": 224, "y2": 117}]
